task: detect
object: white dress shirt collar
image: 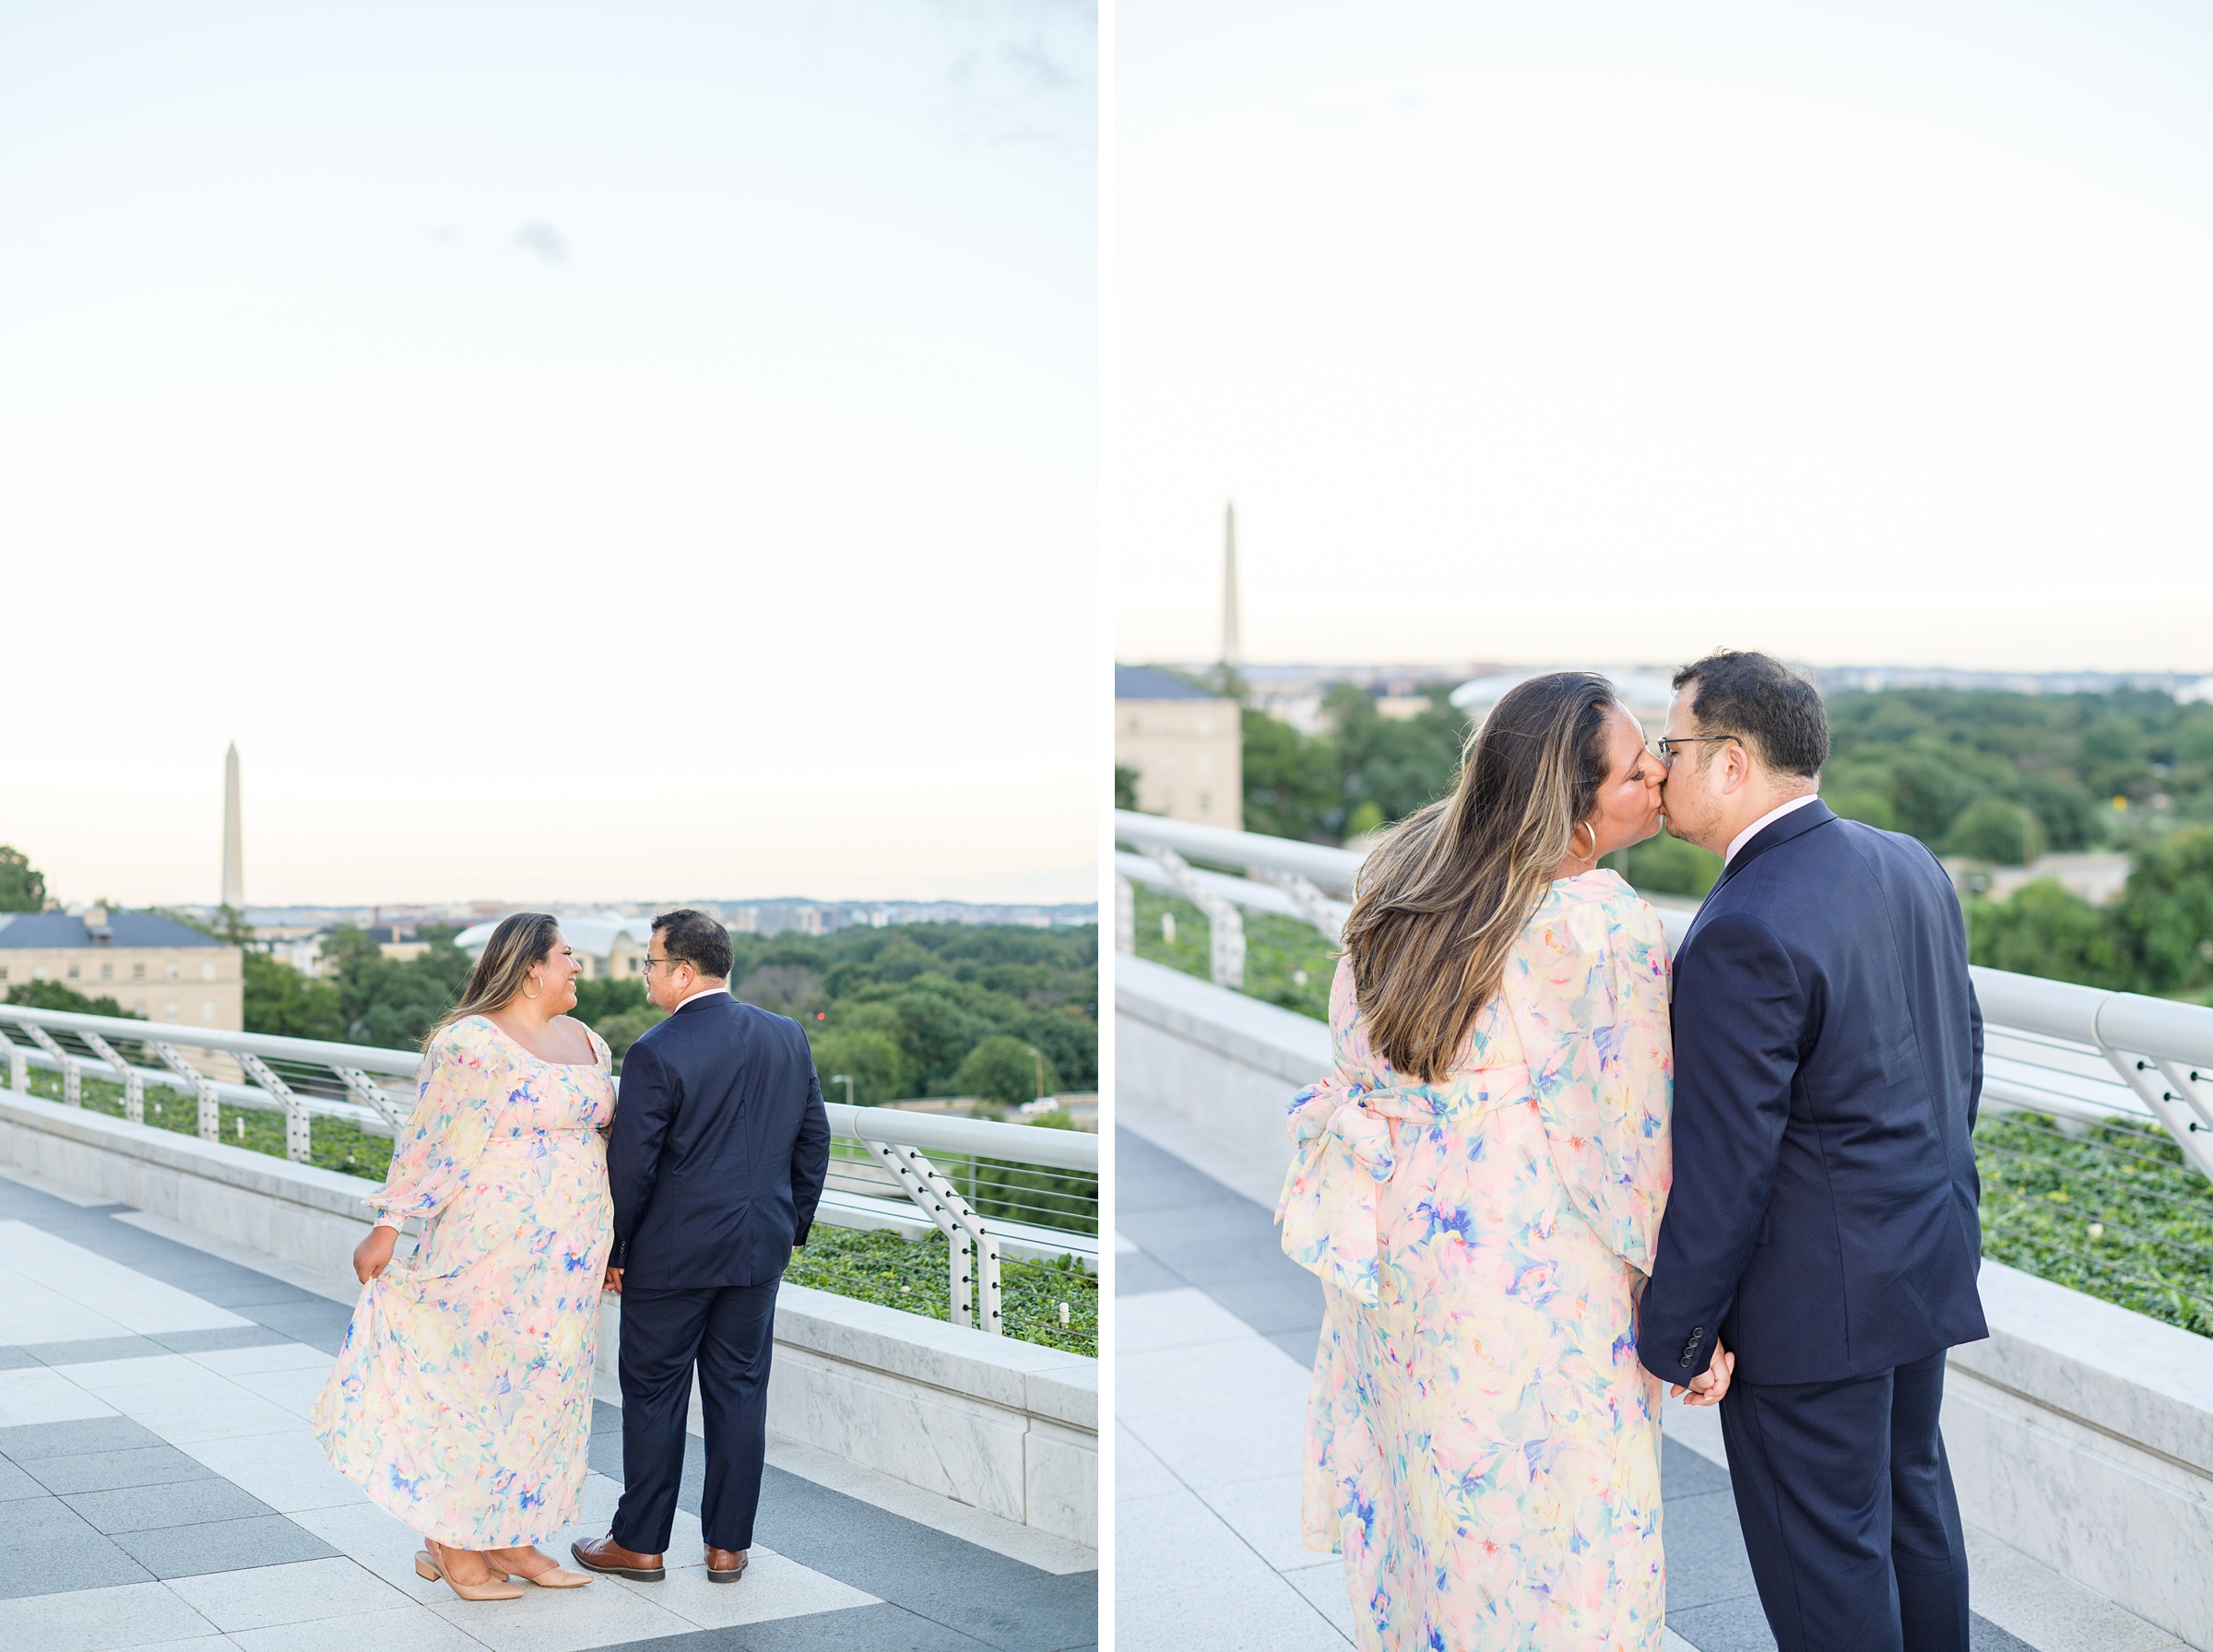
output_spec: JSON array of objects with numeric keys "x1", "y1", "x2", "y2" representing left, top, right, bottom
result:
[
  {"x1": 1724, "y1": 794, "x2": 1821, "y2": 867},
  {"x1": 670, "y1": 983, "x2": 730, "y2": 1014}
]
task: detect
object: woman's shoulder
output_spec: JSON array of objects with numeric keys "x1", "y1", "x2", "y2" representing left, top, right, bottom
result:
[
  {"x1": 1528, "y1": 871, "x2": 1667, "y2": 951},
  {"x1": 560, "y1": 1016, "x2": 611, "y2": 1068},
  {"x1": 430, "y1": 1013, "x2": 505, "y2": 1060}
]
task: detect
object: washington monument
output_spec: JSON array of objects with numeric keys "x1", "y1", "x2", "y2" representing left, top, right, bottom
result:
[
  {"x1": 1220, "y1": 502, "x2": 1241, "y2": 669},
  {"x1": 221, "y1": 743, "x2": 243, "y2": 911}
]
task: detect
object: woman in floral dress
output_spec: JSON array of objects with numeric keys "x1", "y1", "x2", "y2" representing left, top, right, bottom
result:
[
  {"x1": 315, "y1": 913, "x2": 615, "y2": 1601},
  {"x1": 1280, "y1": 672, "x2": 1732, "y2": 1650}
]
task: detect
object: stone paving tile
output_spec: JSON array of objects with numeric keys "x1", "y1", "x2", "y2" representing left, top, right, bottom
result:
[
  {"x1": 175, "y1": 1432, "x2": 367, "y2": 1516},
  {"x1": 153, "y1": 1328, "x2": 305, "y2": 1358},
  {"x1": 64, "y1": 1479, "x2": 279, "y2": 1535},
  {"x1": 23, "y1": 1444, "x2": 219, "y2": 1495},
  {"x1": 0, "y1": 1415, "x2": 168, "y2": 1460},
  {"x1": 426, "y1": 1574, "x2": 700, "y2": 1652},
  {"x1": 0, "y1": 1577, "x2": 223, "y2": 1651},
  {"x1": 109, "y1": 1513, "x2": 339, "y2": 1580},
  {"x1": 0, "y1": 1530, "x2": 155, "y2": 1599},
  {"x1": 164, "y1": 1554, "x2": 415, "y2": 1633},
  {"x1": 0, "y1": 1457, "x2": 47, "y2": 1501},
  {"x1": 224, "y1": 1601, "x2": 479, "y2": 1652},
  {"x1": 0, "y1": 1491, "x2": 101, "y2": 1544},
  {"x1": 16, "y1": 1336, "x2": 170, "y2": 1367},
  {"x1": 0, "y1": 1367, "x2": 121, "y2": 1427},
  {"x1": 1667, "y1": 1594, "x2": 1781, "y2": 1652}
]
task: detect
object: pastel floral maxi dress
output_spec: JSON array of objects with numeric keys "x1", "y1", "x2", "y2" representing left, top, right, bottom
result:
[
  {"x1": 314, "y1": 1015, "x2": 616, "y2": 1549},
  {"x1": 1279, "y1": 871, "x2": 1674, "y2": 1651}
]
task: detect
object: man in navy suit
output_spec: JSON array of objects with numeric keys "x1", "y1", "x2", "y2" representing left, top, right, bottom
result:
[
  {"x1": 572, "y1": 909, "x2": 830, "y2": 1586},
  {"x1": 1638, "y1": 652, "x2": 1987, "y2": 1652}
]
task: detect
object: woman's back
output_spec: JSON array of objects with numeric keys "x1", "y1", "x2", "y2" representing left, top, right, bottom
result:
[{"x1": 1283, "y1": 869, "x2": 1675, "y2": 1651}]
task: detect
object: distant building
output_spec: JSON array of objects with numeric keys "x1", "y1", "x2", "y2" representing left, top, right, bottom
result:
[
  {"x1": 1116, "y1": 665, "x2": 1242, "y2": 831},
  {"x1": 1946, "y1": 852, "x2": 2134, "y2": 907},
  {"x1": 452, "y1": 913, "x2": 655, "y2": 981},
  {"x1": 0, "y1": 908, "x2": 243, "y2": 1030},
  {"x1": 1450, "y1": 667, "x2": 1678, "y2": 733}
]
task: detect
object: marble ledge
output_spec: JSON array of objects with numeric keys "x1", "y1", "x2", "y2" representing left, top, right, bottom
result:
[
  {"x1": 775, "y1": 1283, "x2": 1097, "y2": 1426},
  {"x1": 1953, "y1": 1259, "x2": 2213, "y2": 1478}
]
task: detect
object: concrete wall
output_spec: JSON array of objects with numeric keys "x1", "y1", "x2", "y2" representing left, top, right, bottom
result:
[
  {"x1": 0, "y1": 1089, "x2": 1096, "y2": 1551},
  {"x1": 1117, "y1": 955, "x2": 2213, "y2": 1646}
]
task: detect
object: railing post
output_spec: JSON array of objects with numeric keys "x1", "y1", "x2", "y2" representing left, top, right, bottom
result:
[
  {"x1": 238, "y1": 1052, "x2": 312, "y2": 1163},
  {"x1": 1257, "y1": 867, "x2": 1348, "y2": 944},
  {"x1": 337, "y1": 1067, "x2": 414, "y2": 1133},
  {"x1": 21, "y1": 1024, "x2": 81, "y2": 1106},
  {"x1": 858, "y1": 1138, "x2": 1003, "y2": 1334},
  {"x1": 78, "y1": 1032, "x2": 144, "y2": 1125},
  {"x1": 1115, "y1": 875, "x2": 1135, "y2": 954},
  {"x1": 1142, "y1": 844, "x2": 1245, "y2": 990},
  {"x1": 0, "y1": 1026, "x2": 22, "y2": 1095},
  {"x1": 148, "y1": 1043, "x2": 221, "y2": 1140}
]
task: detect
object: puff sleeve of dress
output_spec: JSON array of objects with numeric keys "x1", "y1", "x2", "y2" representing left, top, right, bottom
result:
[
  {"x1": 363, "y1": 1019, "x2": 505, "y2": 1228},
  {"x1": 1504, "y1": 876, "x2": 1675, "y2": 1275}
]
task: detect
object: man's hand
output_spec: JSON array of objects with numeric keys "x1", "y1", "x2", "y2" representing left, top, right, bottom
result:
[
  {"x1": 353, "y1": 1224, "x2": 397, "y2": 1285},
  {"x1": 603, "y1": 1266, "x2": 623, "y2": 1295},
  {"x1": 1672, "y1": 1339, "x2": 1734, "y2": 1407}
]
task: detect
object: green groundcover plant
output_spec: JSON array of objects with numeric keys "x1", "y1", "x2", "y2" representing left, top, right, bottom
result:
[
  {"x1": 29, "y1": 1068, "x2": 1097, "y2": 1354},
  {"x1": 1975, "y1": 1111, "x2": 2213, "y2": 1338},
  {"x1": 784, "y1": 1225, "x2": 1096, "y2": 1357}
]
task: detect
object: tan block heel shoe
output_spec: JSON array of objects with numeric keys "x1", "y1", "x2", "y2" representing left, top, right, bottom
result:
[{"x1": 415, "y1": 1544, "x2": 525, "y2": 1601}]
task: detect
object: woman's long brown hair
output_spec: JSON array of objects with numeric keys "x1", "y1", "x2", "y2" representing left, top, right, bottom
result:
[
  {"x1": 1342, "y1": 672, "x2": 1617, "y2": 1082},
  {"x1": 426, "y1": 912, "x2": 562, "y2": 1046}
]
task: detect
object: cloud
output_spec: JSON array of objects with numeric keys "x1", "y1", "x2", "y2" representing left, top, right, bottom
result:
[
  {"x1": 934, "y1": 0, "x2": 1095, "y2": 149},
  {"x1": 512, "y1": 221, "x2": 569, "y2": 268}
]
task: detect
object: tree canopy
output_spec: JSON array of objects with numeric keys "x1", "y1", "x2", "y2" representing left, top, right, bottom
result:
[{"x1": 0, "y1": 846, "x2": 46, "y2": 914}]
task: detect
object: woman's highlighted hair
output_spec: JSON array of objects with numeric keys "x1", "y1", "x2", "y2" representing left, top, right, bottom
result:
[
  {"x1": 428, "y1": 912, "x2": 562, "y2": 1046},
  {"x1": 1342, "y1": 672, "x2": 1617, "y2": 1082}
]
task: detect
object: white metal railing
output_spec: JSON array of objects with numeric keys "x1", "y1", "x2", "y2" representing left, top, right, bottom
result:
[
  {"x1": 1114, "y1": 809, "x2": 2213, "y2": 1183},
  {"x1": 0, "y1": 1004, "x2": 1099, "y2": 1335}
]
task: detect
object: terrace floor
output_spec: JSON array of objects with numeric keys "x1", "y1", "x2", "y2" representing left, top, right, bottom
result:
[
  {"x1": 0, "y1": 1165, "x2": 1096, "y2": 1652},
  {"x1": 1113, "y1": 1106, "x2": 2189, "y2": 1652}
]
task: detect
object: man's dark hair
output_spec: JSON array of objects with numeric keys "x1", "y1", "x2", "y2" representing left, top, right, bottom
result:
[
  {"x1": 653, "y1": 908, "x2": 735, "y2": 979},
  {"x1": 1672, "y1": 651, "x2": 1829, "y2": 778}
]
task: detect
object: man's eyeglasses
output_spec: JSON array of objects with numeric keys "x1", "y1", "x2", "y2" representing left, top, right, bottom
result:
[
  {"x1": 1654, "y1": 735, "x2": 1741, "y2": 760},
  {"x1": 637, "y1": 956, "x2": 683, "y2": 974}
]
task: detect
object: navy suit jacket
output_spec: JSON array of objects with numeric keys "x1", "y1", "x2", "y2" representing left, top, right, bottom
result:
[
  {"x1": 607, "y1": 992, "x2": 832, "y2": 1290},
  {"x1": 1636, "y1": 800, "x2": 1988, "y2": 1387}
]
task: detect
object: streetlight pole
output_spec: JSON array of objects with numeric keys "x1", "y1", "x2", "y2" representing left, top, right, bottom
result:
[
  {"x1": 830, "y1": 1073, "x2": 855, "y2": 1108},
  {"x1": 1028, "y1": 1045, "x2": 1045, "y2": 1104}
]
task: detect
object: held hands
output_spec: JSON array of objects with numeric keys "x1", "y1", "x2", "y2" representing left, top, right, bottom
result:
[
  {"x1": 353, "y1": 1224, "x2": 397, "y2": 1284},
  {"x1": 603, "y1": 1266, "x2": 623, "y2": 1295},
  {"x1": 1671, "y1": 1339, "x2": 1735, "y2": 1408}
]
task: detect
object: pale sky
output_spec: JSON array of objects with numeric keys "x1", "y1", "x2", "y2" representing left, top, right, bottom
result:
[
  {"x1": 1115, "y1": 0, "x2": 2213, "y2": 674},
  {"x1": 2, "y1": 1, "x2": 1095, "y2": 909}
]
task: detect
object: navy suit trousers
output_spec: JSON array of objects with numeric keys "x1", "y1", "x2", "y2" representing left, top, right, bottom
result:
[
  {"x1": 1720, "y1": 1351, "x2": 1970, "y2": 1652},
  {"x1": 611, "y1": 1281, "x2": 780, "y2": 1554}
]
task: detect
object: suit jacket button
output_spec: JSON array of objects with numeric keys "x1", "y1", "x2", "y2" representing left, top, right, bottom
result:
[{"x1": 1680, "y1": 1328, "x2": 1703, "y2": 1368}]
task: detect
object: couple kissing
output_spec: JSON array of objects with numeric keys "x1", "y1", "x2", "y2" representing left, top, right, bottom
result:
[{"x1": 1282, "y1": 649, "x2": 1986, "y2": 1652}]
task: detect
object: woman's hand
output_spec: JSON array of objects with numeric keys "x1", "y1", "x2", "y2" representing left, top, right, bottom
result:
[
  {"x1": 354, "y1": 1224, "x2": 398, "y2": 1284},
  {"x1": 1674, "y1": 1339, "x2": 1735, "y2": 1407}
]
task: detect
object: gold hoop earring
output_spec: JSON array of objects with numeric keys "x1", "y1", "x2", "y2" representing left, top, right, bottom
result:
[
  {"x1": 1574, "y1": 820, "x2": 1599, "y2": 863},
  {"x1": 522, "y1": 979, "x2": 541, "y2": 1000}
]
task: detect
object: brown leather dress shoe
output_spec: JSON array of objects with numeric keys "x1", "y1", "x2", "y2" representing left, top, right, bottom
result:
[
  {"x1": 705, "y1": 1546, "x2": 749, "y2": 1584},
  {"x1": 570, "y1": 1533, "x2": 666, "y2": 1582}
]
